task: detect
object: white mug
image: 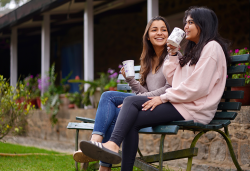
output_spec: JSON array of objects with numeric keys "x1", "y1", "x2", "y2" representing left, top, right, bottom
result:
[
  {"x1": 167, "y1": 27, "x2": 186, "y2": 47},
  {"x1": 122, "y1": 60, "x2": 135, "y2": 78}
]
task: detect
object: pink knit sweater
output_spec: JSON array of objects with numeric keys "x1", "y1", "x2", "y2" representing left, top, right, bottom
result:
[{"x1": 160, "y1": 41, "x2": 227, "y2": 124}]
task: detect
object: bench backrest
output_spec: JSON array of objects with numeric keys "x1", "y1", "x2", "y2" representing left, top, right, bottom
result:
[
  {"x1": 215, "y1": 54, "x2": 250, "y2": 120},
  {"x1": 116, "y1": 54, "x2": 250, "y2": 121}
]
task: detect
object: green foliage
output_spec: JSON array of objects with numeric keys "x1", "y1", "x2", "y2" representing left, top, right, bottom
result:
[
  {"x1": 231, "y1": 48, "x2": 250, "y2": 85},
  {"x1": 65, "y1": 92, "x2": 83, "y2": 108},
  {"x1": 68, "y1": 72, "x2": 109, "y2": 106},
  {"x1": 41, "y1": 64, "x2": 60, "y2": 125},
  {"x1": 104, "y1": 68, "x2": 119, "y2": 90},
  {"x1": 41, "y1": 64, "x2": 72, "y2": 126},
  {"x1": 23, "y1": 74, "x2": 41, "y2": 99},
  {"x1": 0, "y1": 75, "x2": 33, "y2": 140}
]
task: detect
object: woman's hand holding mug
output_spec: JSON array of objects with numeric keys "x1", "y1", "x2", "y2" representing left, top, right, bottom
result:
[
  {"x1": 167, "y1": 43, "x2": 180, "y2": 56},
  {"x1": 120, "y1": 67, "x2": 127, "y2": 79}
]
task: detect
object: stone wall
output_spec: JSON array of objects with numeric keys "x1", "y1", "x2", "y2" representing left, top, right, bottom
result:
[{"x1": 19, "y1": 105, "x2": 250, "y2": 171}]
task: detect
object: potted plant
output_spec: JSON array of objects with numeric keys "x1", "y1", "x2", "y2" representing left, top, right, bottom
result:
[
  {"x1": 231, "y1": 47, "x2": 250, "y2": 105},
  {"x1": 65, "y1": 92, "x2": 83, "y2": 109},
  {"x1": 41, "y1": 64, "x2": 72, "y2": 125},
  {"x1": 69, "y1": 72, "x2": 108, "y2": 107},
  {"x1": 104, "y1": 68, "x2": 119, "y2": 91}
]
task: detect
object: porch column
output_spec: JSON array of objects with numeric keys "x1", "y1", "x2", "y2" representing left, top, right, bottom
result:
[
  {"x1": 147, "y1": 0, "x2": 159, "y2": 22},
  {"x1": 41, "y1": 14, "x2": 50, "y2": 95},
  {"x1": 84, "y1": 0, "x2": 94, "y2": 92},
  {"x1": 10, "y1": 27, "x2": 18, "y2": 87}
]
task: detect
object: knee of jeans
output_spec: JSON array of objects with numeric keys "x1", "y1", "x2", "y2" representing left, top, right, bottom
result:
[{"x1": 100, "y1": 91, "x2": 113, "y2": 100}]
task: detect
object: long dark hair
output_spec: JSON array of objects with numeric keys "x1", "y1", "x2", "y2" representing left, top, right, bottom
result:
[
  {"x1": 139, "y1": 16, "x2": 171, "y2": 86},
  {"x1": 180, "y1": 6, "x2": 231, "y2": 67}
]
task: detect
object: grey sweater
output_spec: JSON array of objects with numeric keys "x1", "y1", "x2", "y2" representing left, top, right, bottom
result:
[{"x1": 125, "y1": 59, "x2": 171, "y2": 97}]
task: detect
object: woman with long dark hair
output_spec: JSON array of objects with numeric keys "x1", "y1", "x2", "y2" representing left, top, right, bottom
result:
[
  {"x1": 79, "y1": 6, "x2": 231, "y2": 171},
  {"x1": 74, "y1": 16, "x2": 172, "y2": 171}
]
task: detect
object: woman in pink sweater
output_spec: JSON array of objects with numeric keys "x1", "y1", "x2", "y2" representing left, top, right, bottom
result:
[{"x1": 79, "y1": 6, "x2": 231, "y2": 171}]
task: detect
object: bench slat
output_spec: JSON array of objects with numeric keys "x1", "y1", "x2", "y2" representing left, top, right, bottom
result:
[
  {"x1": 117, "y1": 84, "x2": 131, "y2": 90},
  {"x1": 226, "y1": 78, "x2": 245, "y2": 87},
  {"x1": 141, "y1": 148, "x2": 198, "y2": 163},
  {"x1": 222, "y1": 91, "x2": 244, "y2": 99},
  {"x1": 118, "y1": 73, "x2": 140, "y2": 80},
  {"x1": 76, "y1": 117, "x2": 95, "y2": 123},
  {"x1": 134, "y1": 158, "x2": 158, "y2": 171},
  {"x1": 139, "y1": 125, "x2": 179, "y2": 134},
  {"x1": 67, "y1": 122, "x2": 94, "y2": 130},
  {"x1": 217, "y1": 102, "x2": 241, "y2": 110},
  {"x1": 231, "y1": 54, "x2": 250, "y2": 63},
  {"x1": 227, "y1": 65, "x2": 247, "y2": 74},
  {"x1": 213, "y1": 112, "x2": 237, "y2": 120}
]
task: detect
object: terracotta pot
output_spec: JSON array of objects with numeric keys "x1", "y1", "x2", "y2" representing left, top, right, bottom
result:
[
  {"x1": 68, "y1": 104, "x2": 75, "y2": 109},
  {"x1": 232, "y1": 85, "x2": 250, "y2": 106},
  {"x1": 36, "y1": 97, "x2": 41, "y2": 109},
  {"x1": 109, "y1": 87, "x2": 117, "y2": 91}
]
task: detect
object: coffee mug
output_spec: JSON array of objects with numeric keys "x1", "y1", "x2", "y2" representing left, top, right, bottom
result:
[
  {"x1": 167, "y1": 27, "x2": 185, "y2": 47},
  {"x1": 122, "y1": 60, "x2": 135, "y2": 78}
]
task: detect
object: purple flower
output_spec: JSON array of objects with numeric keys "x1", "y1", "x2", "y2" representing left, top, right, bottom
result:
[
  {"x1": 235, "y1": 49, "x2": 239, "y2": 53},
  {"x1": 248, "y1": 66, "x2": 250, "y2": 69},
  {"x1": 116, "y1": 80, "x2": 120, "y2": 83},
  {"x1": 245, "y1": 47, "x2": 248, "y2": 50},
  {"x1": 27, "y1": 82, "x2": 29, "y2": 86},
  {"x1": 38, "y1": 77, "x2": 50, "y2": 92},
  {"x1": 118, "y1": 64, "x2": 123, "y2": 69},
  {"x1": 230, "y1": 50, "x2": 232, "y2": 53},
  {"x1": 30, "y1": 75, "x2": 33, "y2": 78},
  {"x1": 109, "y1": 72, "x2": 118, "y2": 78},
  {"x1": 107, "y1": 68, "x2": 115, "y2": 74}
]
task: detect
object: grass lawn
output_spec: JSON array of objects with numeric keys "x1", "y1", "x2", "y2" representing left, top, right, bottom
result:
[{"x1": 0, "y1": 142, "x2": 177, "y2": 171}]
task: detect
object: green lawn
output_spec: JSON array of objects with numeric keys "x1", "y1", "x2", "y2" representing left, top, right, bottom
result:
[{"x1": 0, "y1": 142, "x2": 176, "y2": 171}]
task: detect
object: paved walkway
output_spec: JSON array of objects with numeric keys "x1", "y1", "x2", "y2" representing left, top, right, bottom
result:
[{"x1": 3, "y1": 136, "x2": 75, "y2": 154}]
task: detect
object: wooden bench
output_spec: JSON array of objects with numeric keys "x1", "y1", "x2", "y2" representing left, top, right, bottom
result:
[{"x1": 67, "y1": 54, "x2": 250, "y2": 171}]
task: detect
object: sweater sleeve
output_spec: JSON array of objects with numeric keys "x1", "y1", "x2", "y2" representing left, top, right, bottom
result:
[
  {"x1": 160, "y1": 46, "x2": 220, "y2": 103},
  {"x1": 136, "y1": 81, "x2": 171, "y2": 96},
  {"x1": 125, "y1": 77, "x2": 149, "y2": 94},
  {"x1": 163, "y1": 52, "x2": 182, "y2": 86}
]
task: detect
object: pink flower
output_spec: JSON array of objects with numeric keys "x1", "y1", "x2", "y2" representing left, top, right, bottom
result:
[
  {"x1": 238, "y1": 63, "x2": 241, "y2": 65},
  {"x1": 248, "y1": 76, "x2": 250, "y2": 78},
  {"x1": 116, "y1": 80, "x2": 121, "y2": 83},
  {"x1": 248, "y1": 66, "x2": 250, "y2": 69},
  {"x1": 245, "y1": 75, "x2": 247, "y2": 78},
  {"x1": 235, "y1": 49, "x2": 239, "y2": 53},
  {"x1": 27, "y1": 82, "x2": 29, "y2": 86},
  {"x1": 230, "y1": 50, "x2": 232, "y2": 53},
  {"x1": 245, "y1": 47, "x2": 248, "y2": 50},
  {"x1": 30, "y1": 75, "x2": 33, "y2": 78}
]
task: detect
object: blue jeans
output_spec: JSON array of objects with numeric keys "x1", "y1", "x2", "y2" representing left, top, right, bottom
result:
[{"x1": 92, "y1": 91, "x2": 135, "y2": 167}]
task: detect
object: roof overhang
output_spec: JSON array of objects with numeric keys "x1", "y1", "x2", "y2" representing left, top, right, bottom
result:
[{"x1": 0, "y1": 0, "x2": 144, "y2": 37}]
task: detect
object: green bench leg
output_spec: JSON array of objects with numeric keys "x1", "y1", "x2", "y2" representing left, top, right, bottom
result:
[
  {"x1": 186, "y1": 131, "x2": 206, "y2": 171},
  {"x1": 75, "y1": 129, "x2": 79, "y2": 171},
  {"x1": 216, "y1": 129, "x2": 242, "y2": 171},
  {"x1": 159, "y1": 134, "x2": 166, "y2": 171},
  {"x1": 187, "y1": 129, "x2": 242, "y2": 171}
]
